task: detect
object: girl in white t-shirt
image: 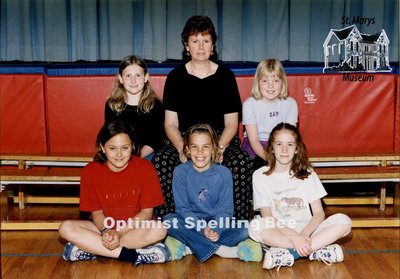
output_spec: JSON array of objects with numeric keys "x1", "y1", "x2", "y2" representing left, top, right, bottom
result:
[
  {"x1": 249, "y1": 123, "x2": 351, "y2": 270},
  {"x1": 242, "y1": 59, "x2": 298, "y2": 170}
]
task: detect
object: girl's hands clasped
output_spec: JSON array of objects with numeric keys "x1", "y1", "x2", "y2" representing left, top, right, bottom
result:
[
  {"x1": 204, "y1": 226, "x2": 220, "y2": 242},
  {"x1": 290, "y1": 235, "x2": 312, "y2": 257},
  {"x1": 101, "y1": 229, "x2": 120, "y2": 251}
]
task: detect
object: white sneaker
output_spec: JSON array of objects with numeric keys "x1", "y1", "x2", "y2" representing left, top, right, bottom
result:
[
  {"x1": 62, "y1": 242, "x2": 97, "y2": 262},
  {"x1": 309, "y1": 244, "x2": 344, "y2": 265},
  {"x1": 263, "y1": 247, "x2": 294, "y2": 270},
  {"x1": 134, "y1": 243, "x2": 172, "y2": 266}
]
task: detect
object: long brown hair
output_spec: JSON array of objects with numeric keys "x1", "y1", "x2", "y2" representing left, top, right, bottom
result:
[
  {"x1": 264, "y1": 123, "x2": 311, "y2": 179},
  {"x1": 107, "y1": 55, "x2": 159, "y2": 113}
]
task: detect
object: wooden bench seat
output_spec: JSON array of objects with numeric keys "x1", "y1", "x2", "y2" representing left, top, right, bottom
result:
[
  {"x1": 0, "y1": 155, "x2": 91, "y2": 210},
  {"x1": 0, "y1": 155, "x2": 92, "y2": 168},
  {"x1": 0, "y1": 168, "x2": 83, "y2": 183},
  {"x1": 2, "y1": 153, "x2": 398, "y2": 168},
  {"x1": 310, "y1": 154, "x2": 400, "y2": 167},
  {"x1": 2, "y1": 164, "x2": 398, "y2": 182},
  {"x1": 315, "y1": 166, "x2": 400, "y2": 222},
  {"x1": 316, "y1": 166, "x2": 400, "y2": 181}
]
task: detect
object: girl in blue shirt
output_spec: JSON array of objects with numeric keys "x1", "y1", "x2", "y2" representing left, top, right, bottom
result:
[{"x1": 163, "y1": 124, "x2": 262, "y2": 263}]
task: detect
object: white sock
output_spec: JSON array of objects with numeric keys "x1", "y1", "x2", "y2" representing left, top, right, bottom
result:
[
  {"x1": 215, "y1": 245, "x2": 238, "y2": 258},
  {"x1": 185, "y1": 246, "x2": 192, "y2": 255}
]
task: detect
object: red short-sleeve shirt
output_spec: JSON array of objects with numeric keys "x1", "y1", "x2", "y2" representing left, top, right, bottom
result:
[{"x1": 80, "y1": 157, "x2": 164, "y2": 221}]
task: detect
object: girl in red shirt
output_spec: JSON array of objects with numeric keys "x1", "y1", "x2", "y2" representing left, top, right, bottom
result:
[{"x1": 59, "y1": 120, "x2": 171, "y2": 266}]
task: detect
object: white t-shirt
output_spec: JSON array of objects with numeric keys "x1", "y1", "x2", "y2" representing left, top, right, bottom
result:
[
  {"x1": 252, "y1": 166, "x2": 327, "y2": 232},
  {"x1": 242, "y1": 96, "x2": 298, "y2": 141}
]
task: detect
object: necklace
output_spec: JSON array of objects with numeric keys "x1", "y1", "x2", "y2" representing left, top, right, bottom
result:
[{"x1": 189, "y1": 61, "x2": 212, "y2": 78}]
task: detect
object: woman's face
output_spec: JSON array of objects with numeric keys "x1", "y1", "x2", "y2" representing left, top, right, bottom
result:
[
  {"x1": 186, "y1": 132, "x2": 213, "y2": 172},
  {"x1": 101, "y1": 133, "x2": 133, "y2": 172},
  {"x1": 259, "y1": 73, "x2": 282, "y2": 102},
  {"x1": 119, "y1": 64, "x2": 148, "y2": 96},
  {"x1": 185, "y1": 33, "x2": 214, "y2": 62}
]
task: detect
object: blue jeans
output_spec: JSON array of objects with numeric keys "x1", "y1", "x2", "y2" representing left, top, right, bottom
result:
[
  {"x1": 144, "y1": 152, "x2": 154, "y2": 161},
  {"x1": 164, "y1": 213, "x2": 249, "y2": 262}
]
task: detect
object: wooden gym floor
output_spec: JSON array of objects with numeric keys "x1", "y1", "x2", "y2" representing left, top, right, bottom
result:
[{"x1": 1, "y1": 228, "x2": 399, "y2": 278}]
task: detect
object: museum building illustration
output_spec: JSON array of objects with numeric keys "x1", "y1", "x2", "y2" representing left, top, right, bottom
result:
[{"x1": 323, "y1": 25, "x2": 391, "y2": 73}]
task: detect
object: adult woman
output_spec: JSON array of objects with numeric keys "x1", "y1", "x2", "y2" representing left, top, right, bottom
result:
[{"x1": 152, "y1": 15, "x2": 253, "y2": 220}]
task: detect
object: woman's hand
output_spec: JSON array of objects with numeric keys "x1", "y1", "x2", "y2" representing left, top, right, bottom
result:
[
  {"x1": 101, "y1": 229, "x2": 120, "y2": 251},
  {"x1": 179, "y1": 151, "x2": 188, "y2": 163},
  {"x1": 217, "y1": 149, "x2": 224, "y2": 163},
  {"x1": 165, "y1": 110, "x2": 187, "y2": 162},
  {"x1": 290, "y1": 235, "x2": 312, "y2": 257},
  {"x1": 204, "y1": 226, "x2": 220, "y2": 242}
]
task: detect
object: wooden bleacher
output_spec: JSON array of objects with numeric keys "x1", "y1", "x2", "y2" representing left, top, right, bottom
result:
[{"x1": 1, "y1": 154, "x2": 399, "y2": 230}]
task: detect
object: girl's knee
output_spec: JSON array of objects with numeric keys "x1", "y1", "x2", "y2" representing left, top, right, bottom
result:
[
  {"x1": 340, "y1": 214, "x2": 352, "y2": 236},
  {"x1": 335, "y1": 213, "x2": 352, "y2": 227},
  {"x1": 145, "y1": 226, "x2": 167, "y2": 244},
  {"x1": 156, "y1": 226, "x2": 168, "y2": 240},
  {"x1": 331, "y1": 213, "x2": 352, "y2": 236},
  {"x1": 248, "y1": 218, "x2": 265, "y2": 243},
  {"x1": 58, "y1": 220, "x2": 75, "y2": 239}
]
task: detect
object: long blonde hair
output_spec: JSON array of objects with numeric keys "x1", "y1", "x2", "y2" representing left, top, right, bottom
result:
[
  {"x1": 251, "y1": 58, "x2": 288, "y2": 100},
  {"x1": 107, "y1": 55, "x2": 159, "y2": 113}
]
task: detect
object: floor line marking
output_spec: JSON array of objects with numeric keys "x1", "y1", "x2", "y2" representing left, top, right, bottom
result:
[{"x1": 1, "y1": 253, "x2": 62, "y2": 257}]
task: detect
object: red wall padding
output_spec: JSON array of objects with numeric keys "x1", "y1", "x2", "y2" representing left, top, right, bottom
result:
[
  {"x1": 2, "y1": 73, "x2": 398, "y2": 156},
  {"x1": 0, "y1": 74, "x2": 47, "y2": 154},
  {"x1": 45, "y1": 75, "x2": 166, "y2": 155},
  {"x1": 287, "y1": 74, "x2": 396, "y2": 154},
  {"x1": 150, "y1": 75, "x2": 167, "y2": 99},
  {"x1": 45, "y1": 76, "x2": 114, "y2": 155},
  {"x1": 395, "y1": 75, "x2": 400, "y2": 153}
]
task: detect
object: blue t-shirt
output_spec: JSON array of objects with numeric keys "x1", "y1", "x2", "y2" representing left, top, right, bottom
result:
[{"x1": 172, "y1": 161, "x2": 233, "y2": 234}]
